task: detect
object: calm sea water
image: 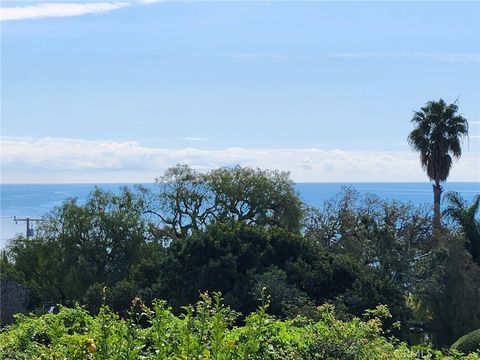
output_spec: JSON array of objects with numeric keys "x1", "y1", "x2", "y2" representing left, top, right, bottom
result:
[{"x1": 1, "y1": 182, "x2": 479, "y2": 249}]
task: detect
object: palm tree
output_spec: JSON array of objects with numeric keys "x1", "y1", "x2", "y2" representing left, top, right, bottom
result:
[
  {"x1": 443, "y1": 191, "x2": 480, "y2": 264},
  {"x1": 407, "y1": 99, "x2": 469, "y2": 230}
]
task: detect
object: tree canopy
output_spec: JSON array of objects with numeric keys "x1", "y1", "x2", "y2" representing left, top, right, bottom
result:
[{"x1": 140, "y1": 165, "x2": 303, "y2": 239}]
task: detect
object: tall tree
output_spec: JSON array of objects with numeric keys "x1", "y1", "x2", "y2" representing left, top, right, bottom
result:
[
  {"x1": 140, "y1": 165, "x2": 303, "y2": 239},
  {"x1": 7, "y1": 187, "x2": 147, "y2": 305},
  {"x1": 407, "y1": 99, "x2": 469, "y2": 230}
]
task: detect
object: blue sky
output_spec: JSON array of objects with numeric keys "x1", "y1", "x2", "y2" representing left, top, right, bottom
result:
[{"x1": 1, "y1": 0, "x2": 479, "y2": 183}]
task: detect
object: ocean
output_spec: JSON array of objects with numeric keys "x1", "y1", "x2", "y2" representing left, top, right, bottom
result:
[{"x1": 1, "y1": 182, "x2": 479, "y2": 249}]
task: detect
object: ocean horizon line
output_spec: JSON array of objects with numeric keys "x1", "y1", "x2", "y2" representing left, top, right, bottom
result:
[{"x1": 2, "y1": 181, "x2": 479, "y2": 186}]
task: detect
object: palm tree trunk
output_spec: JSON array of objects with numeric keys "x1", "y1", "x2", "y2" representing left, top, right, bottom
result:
[{"x1": 433, "y1": 179, "x2": 442, "y2": 231}]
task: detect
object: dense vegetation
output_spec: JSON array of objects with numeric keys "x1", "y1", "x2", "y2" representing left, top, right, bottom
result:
[
  {"x1": 1, "y1": 164, "x2": 480, "y2": 358},
  {"x1": 1, "y1": 293, "x2": 478, "y2": 359}
]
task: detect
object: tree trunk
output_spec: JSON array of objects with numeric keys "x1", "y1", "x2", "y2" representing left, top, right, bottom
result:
[{"x1": 433, "y1": 180, "x2": 443, "y2": 231}]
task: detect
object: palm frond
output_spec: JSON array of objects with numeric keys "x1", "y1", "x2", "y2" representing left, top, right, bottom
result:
[
  {"x1": 443, "y1": 191, "x2": 466, "y2": 220},
  {"x1": 408, "y1": 99, "x2": 469, "y2": 182},
  {"x1": 466, "y1": 195, "x2": 480, "y2": 219}
]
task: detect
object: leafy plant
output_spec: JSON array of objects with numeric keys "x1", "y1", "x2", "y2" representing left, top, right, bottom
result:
[{"x1": 2, "y1": 293, "x2": 478, "y2": 359}]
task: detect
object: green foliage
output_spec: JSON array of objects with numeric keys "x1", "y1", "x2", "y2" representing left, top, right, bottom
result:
[
  {"x1": 207, "y1": 166, "x2": 303, "y2": 232},
  {"x1": 304, "y1": 189, "x2": 431, "y2": 338},
  {"x1": 135, "y1": 221, "x2": 363, "y2": 319},
  {"x1": 443, "y1": 192, "x2": 480, "y2": 265},
  {"x1": 140, "y1": 164, "x2": 303, "y2": 238},
  {"x1": 3, "y1": 293, "x2": 475, "y2": 359},
  {"x1": 4, "y1": 165, "x2": 480, "y2": 354},
  {"x1": 0, "y1": 256, "x2": 29, "y2": 327},
  {"x1": 451, "y1": 329, "x2": 480, "y2": 355},
  {"x1": 407, "y1": 98, "x2": 469, "y2": 229},
  {"x1": 414, "y1": 233, "x2": 480, "y2": 346},
  {"x1": 6, "y1": 187, "x2": 147, "y2": 305},
  {"x1": 407, "y1": 99, "x2": 468, "y2": 183}
]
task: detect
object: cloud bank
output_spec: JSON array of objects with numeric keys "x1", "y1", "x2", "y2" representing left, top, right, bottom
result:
[{"x1": 1, "y1": 137, "x2": 479, "y2": 183}]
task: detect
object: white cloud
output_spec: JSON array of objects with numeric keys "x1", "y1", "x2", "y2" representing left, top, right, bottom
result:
[
  {"x1": 1, "y1": 136, "x2": 479, "y2": 183},
  {"x1": 0, "y1": 1, "x2": 165, "y2": 21},
  {"x1": 0, "y1": 2, "x2": 130, "y2": 21}
]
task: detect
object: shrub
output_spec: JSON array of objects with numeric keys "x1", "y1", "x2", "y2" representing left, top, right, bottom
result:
[
  {"x1": 451, "y1": 329, "x2": 480, "y2": 355},
  {"x1": 1, "y1": 293, "x2": 479, "y2": 359}
]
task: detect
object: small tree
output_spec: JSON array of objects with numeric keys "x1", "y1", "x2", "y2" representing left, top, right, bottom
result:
[{"x1": 443, "y1": 191, "x2": 480, "y2": 265}]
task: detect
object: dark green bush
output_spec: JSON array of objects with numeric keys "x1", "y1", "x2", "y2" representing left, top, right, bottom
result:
[{"x1": 451, "y1": 329, "x2": 480, "y2": 355}]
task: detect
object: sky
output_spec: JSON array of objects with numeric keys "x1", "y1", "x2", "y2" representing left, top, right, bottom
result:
[{"x1": 1, "y1": 0, "x2": 479, "y2": 183}]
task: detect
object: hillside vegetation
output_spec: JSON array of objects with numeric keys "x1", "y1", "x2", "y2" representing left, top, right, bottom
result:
[{"x1": 2, "y1": 165, "x2": 480, "y2": 358}]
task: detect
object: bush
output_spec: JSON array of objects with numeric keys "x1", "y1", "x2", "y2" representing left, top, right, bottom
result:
[
  {"x1": 451, "y1": 329, "x2": 480, "y2": 355},
  {"x1": 2, "y1": 293, "x2": 479, "y2": 359}
]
